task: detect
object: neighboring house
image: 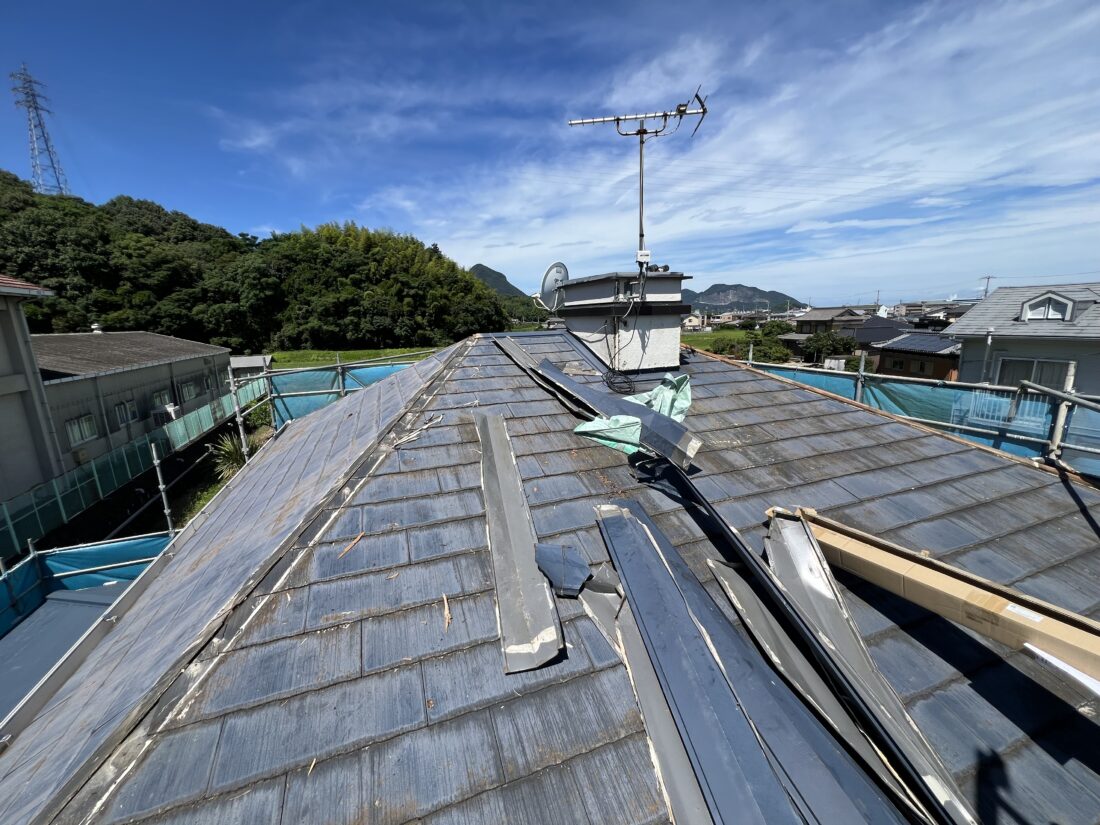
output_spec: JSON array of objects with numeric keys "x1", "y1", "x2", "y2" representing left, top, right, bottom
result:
[
  {"x1": 944, "y1": 283, "x2": 1100, "y2": 394},
  {"x1": 794, "y1": 307, "x2": 872, "y2": 336},
  {"x1": 681, "y1": 313, "x2": 704, "y2": 332},
  {"x1": 0, "y1": 277, "x2": 64, "y2": 500},
  {"x1": 31, "y1": 331, "x2": 230, "y2": 471},
  {"x1": 846, "y1": 316, "x2": 914, "y2": 350},
  {"x1": 873, "y1": 331, "x2": 960, "y2": 380},
  {"x1": 229, "y1": 354, "x2": 272, "y2": 379}
]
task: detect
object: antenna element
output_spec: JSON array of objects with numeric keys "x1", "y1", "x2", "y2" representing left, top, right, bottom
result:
[{"x1": 569, "y1": 87, "x2": 707, "y2": 272}]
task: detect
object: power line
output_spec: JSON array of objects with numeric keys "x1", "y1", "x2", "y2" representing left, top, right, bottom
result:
[{"x1": 10, "y1": 63, "x2": 69, "y2": 195}]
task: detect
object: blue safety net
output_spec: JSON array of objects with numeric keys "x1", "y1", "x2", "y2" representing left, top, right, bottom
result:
[
  {"x1": 271, "y1": 363, "x2": 410, "y2": 427},
  {"x1": 759, "y1": 366, "x2": 1057, "y2": 461}
]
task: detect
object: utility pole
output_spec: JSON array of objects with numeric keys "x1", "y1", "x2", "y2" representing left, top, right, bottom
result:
[
  {"x1": 981, "y1": 275, "x2": 996, "y2": 299},
  {"x1": 569, "y1": 89, "x2": 707, "y2": 279},
  {"x1": 10, "y1": 63, "x2": 69, "y2": 195}
]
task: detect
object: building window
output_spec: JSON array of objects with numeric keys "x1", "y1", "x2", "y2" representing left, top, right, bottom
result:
[
  {"x1": 114, "y1": 400, "x2": 138, "y2": 427},
  {"x1": 152, "y1": 388, "x2": 172, "y2": 407},
  {"x1": 890, "y1": 358, "x2": 905, "y2": 370},
  {"x1": 1024, "y1": 296, "x2": 1070, "y2": 320},
  {"x1": 997, "y1": 358, "x2": 1071, "y2": 389},
  {"x1": 65, "y1": 414, "x2": 98, "y2": 446},
  {"x1": 179, "y1": 381, "x2": 199, "y2": 402},
  {"x1": 915, "y1": 360, "x2": 929, "y2": 374}
]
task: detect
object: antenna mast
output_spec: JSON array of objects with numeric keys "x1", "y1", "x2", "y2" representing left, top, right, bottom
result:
[
  {"x1": 10, "y1": 63, "x2": 69, "y2": 195},
  {"x1": 569, "y1": 88, "x2": 707, "y2": 276}
]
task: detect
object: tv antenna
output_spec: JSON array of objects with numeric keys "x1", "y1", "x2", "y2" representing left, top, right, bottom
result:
[
  {"x1": 10, "y1": 63, "x2": 69, "y2": 195},
  {"x1": 569, "y1": 87, "x2": 707, "y2": 276}
]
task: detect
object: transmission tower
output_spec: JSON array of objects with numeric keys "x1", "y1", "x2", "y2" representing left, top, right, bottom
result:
[{"x1": 10, "y1": 63, "x2": 69, "y2": 195}]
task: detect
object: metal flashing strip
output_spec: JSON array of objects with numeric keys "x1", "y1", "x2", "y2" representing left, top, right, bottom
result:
[
  {"x1": 706, "y1": 558, "x2": 924, "y2": 820},
  {"x1": 473, "y1": 411, "x2": 563, "y2": 673},
  {"x1": 578, "y1": 577, "x2": 712, "y2": 825},
  {"x1": 763, "y1": 512, "x2": 976, "y2": 825},
  {"x1": 596, "y1": 501, "x2": 910, "y2": 825},
  {"x1": 492, "y1": 338, "x2": 701, "y2": 470},
  {"x1": 631, "y1": 459, "x2": 977, "y2": 825}
]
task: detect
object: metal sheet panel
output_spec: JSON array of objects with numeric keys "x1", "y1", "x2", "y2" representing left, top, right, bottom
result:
[{"x1": 474, "y1": 411, "x2": 563, "y2": 673}]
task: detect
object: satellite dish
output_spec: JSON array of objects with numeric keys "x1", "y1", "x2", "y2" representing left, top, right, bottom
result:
[{"x1": 536, "y1": 262, "x2": 569, "y2": 312}]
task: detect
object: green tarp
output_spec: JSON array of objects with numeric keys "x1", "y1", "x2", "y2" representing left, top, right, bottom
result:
[{"x1": 575, "y1": 373, "x2": 692, "y2": 455}]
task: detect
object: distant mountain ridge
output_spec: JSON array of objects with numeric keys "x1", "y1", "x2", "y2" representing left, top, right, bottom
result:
[
  {"x1": 683, "y1": 283, "x2": 803, "y2": 311},
  {"x1": 469, "y1": 263, "x2": 527, "y2": 299}
]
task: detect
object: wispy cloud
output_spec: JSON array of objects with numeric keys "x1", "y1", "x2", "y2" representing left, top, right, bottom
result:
[{"x1": 208, "y1": 0, "x2": 1100, "y2": 303}]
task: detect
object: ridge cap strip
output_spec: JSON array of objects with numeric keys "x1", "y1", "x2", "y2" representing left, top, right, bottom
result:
[{"x1": 473, "y1": 411, "x2": 562, "y2": 673}]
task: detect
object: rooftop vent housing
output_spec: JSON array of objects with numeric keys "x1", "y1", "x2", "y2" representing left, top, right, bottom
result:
[{"x1": 557, "y1": 270, "x2": 690, "y2": 372}]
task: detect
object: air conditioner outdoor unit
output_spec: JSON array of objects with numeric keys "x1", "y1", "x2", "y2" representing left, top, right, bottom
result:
[{"x1": 152, "y1": 404, "x2": 180, "y2": 427}]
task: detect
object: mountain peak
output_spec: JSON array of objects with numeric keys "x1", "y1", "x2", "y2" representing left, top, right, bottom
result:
[{"x1": 469, "y1": 263, "x2": 527, "y2": 299}]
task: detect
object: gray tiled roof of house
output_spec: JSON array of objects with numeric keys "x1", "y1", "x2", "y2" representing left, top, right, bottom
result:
[
  {"x1": 944, "y1": 283, "x2": 1100, "y2": 339},
  {"x1": 873, "y1": 332, "x2": 960, "y2": 355},
  {"x1": 30, "y1": 331, "x2": 230, "y2": 377},
  {"x1": 796, "y1": 306, "x2": 869, "y2": 322},
  {"x1": 0, "y1": 332, "x2": 1097, "y2": 824}
]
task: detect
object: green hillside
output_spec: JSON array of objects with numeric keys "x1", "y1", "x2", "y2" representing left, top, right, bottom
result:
[
  {"x1": 0, "y1": 170, "x2": 508, "y2": 352},
  {"x1": 470, "y1": 263, "x2": 527, "y2": 298}
]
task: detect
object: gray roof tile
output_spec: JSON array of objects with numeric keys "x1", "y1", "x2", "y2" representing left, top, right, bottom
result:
[
  {"x1": 31, "y1": 331, "x2": 229, "y2": 377},
  {"x1": 8, "y1": 332, "x2": 1100, "y2": 825},
  {"x1": 364, "y1": 711, "x2": 503, "y2": 824},
  {"x1": 360, "y1": 592, "x2": 499, "y2": 675},
  {"x1": 944, "y1": 282, "x2": 1100, "y2": 339},
  {"x1": 209, "y1": 664, "x2": 425, "y2": 793},
  {"x1": 491, "y1": 666, "x2": 644, "y2": 781}
]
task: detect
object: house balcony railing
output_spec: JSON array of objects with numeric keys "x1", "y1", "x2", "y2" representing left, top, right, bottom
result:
[
  {"x1": 0, "y1": 378, "x2": 267, "y2": 562},
  {"x1": 736, "y1": 360, "x2": 1100, "y2": 480}
]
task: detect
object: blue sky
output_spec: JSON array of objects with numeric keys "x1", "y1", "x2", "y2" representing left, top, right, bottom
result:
[{"x1": 2, "y1": 0, "x2": 1098, "y2": 305}]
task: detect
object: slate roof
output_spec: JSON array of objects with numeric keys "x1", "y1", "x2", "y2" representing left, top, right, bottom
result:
[
  {"x1": 0, "y1": 275, "x2": 53, "y2": 298},
  {"x1": 796, "y1": 306, "x2": 869, "y2": 322},
  {"x1": 944, "y1": 282, "x2": 1100, "y2": 339},
  {"x1": 0, "y1": 332, "x2": 1098, "y2": 824},
  {"x1": 847, "y1": 316, "x2": 914, "y2": 346},
  {"x1": 873, "y1": 332, "x2": 961, "y2": 355},
  {"x1": 31, "y1": 332, "x2": 230, "y2": 378}
]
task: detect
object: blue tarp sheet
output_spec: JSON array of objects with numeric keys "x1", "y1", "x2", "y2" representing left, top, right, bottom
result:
[
  {"x1": 271, "y1": 364, "x2": 410, "y2": 427},
  {"x1": 0, "y1": 532, "x2": 170, "y2": 639},
  {"x1": 41, "y1": 533, "x2": 172, "y2": 591}
]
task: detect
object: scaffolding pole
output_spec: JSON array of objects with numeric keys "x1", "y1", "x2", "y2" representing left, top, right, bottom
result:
[
  {"x1": 150, "y1": 442, "x2": 175, "y2": 536},
  {"x1": 229, "y1": 373, "x2": 250, "y2": 459}
]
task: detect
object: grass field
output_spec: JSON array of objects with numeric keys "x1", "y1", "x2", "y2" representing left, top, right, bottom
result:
[
  {"x1": 681, "y1": 329, "x2": 750, "y2": 351},
  {"x1": 269, "y1": 347, "x2": 437, "y2": 371}
]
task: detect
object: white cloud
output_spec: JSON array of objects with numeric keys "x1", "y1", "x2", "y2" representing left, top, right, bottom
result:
[{"x1": 209, "y1": 0, "x2": 1100, "y2": 304}]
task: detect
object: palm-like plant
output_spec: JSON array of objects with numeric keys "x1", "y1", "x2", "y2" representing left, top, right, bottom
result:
[{"x1": 211, "y1": 433, "x2": 249, "y2": 481}]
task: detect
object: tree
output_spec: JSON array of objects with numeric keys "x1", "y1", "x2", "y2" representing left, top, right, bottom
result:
[
  {"x1": 804, "y1": 330, "x2": 856, "y2": 361},
  {"x1": 737, "y1": 319, "x2": 757, "y2": 330},
  {"x1": 0, "y1": 171, "x2": 511, "y2": 350},
  {"x1": 760, "y1": 320, "x2": 794, "y2": 337},
  {"x1": 707, "y1": 332, "x2": 791, "y2": 363}
]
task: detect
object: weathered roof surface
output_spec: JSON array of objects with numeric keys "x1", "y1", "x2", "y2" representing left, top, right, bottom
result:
[
  {"x1": 0, "y1": 274, "x2": 53, "y2": 298},
  {"x1": 944, "y1": 282, "x2": 1100, "y2": 339},
  {"x1": 31, "y1": 332, "x2": 230, "y2": 378},
  {"x1": 2, "y1": 331, "x2": 1098, "y2": 824},
  {"x1": 873, "y1": 332, "x2": 960, "y2": 355}
]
